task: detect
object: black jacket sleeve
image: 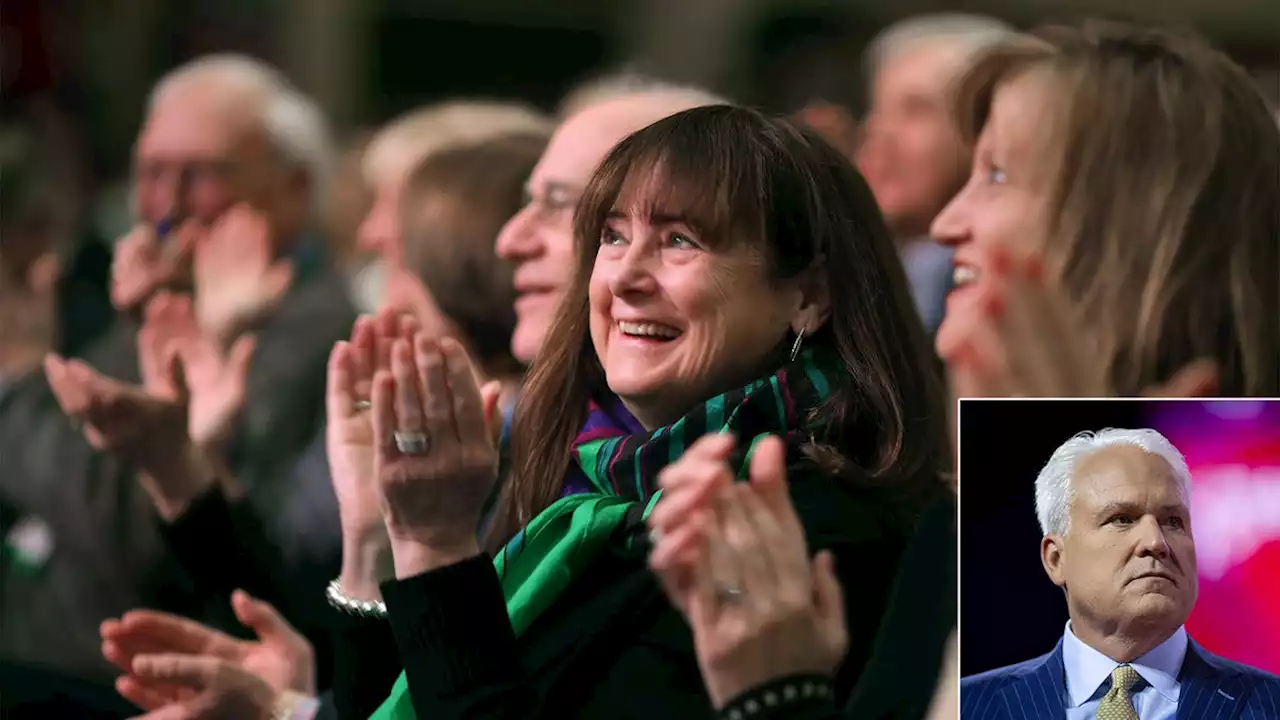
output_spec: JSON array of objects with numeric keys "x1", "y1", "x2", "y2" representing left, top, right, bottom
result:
[
  {"x1": 378, "y1": 554, "x2": 535, "y2": 718},
  {"x1": 327, "y1": 610, "x2": 401, "y2": 720}
]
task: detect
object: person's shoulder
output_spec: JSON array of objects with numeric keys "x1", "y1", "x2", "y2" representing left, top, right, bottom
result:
[{"x1": 961, "y1": 648, "x2": 1058, "y2": 694}]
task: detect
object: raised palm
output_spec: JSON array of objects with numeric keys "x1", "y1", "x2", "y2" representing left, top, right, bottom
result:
[
  {"x1": 327, "y1": 310, "x2": 416, "y2": 537},
  {"x1": 102, "y1": 590, "x2": 315, "y2": 702},
  {"x1": 193, "y1": 204, "x2": 294, "y2": 344},
  {"x1": 139, "y1": 292, "x2": 254, "y2": 449}
]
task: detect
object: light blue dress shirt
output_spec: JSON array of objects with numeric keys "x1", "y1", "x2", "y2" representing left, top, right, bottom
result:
[{"x1": 1062, "y1": 621, "x2": 1187, "y2": 720}]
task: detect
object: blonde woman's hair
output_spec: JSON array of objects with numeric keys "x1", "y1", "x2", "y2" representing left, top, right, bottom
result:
[
  {"x1": 952, "y1": 21, "x2": 1280, "y2": 395},
  {"x1": 362, "y1": 100, "x2": 551, "y2": 187}
]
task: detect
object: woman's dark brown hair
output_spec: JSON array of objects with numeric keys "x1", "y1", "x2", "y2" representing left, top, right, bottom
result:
[
  {"x1": 486, "y1": 105, "x2": 950, "y2": 550},
  {"x1": 400, "y1": 132, "x2": 548, "y2": 380},
  {"x1": 951, "y1": 21, "x2": 1280, "y2": 394}
]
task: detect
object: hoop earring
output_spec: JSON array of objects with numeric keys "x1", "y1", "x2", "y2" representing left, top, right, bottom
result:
[{"x1": 789, "y1": 326, "x2": 807, "y2": 362}]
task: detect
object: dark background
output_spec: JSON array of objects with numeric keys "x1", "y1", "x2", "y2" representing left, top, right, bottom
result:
[{"x1": 958, "y1": 399, "x2": 1148, "y2": 676}]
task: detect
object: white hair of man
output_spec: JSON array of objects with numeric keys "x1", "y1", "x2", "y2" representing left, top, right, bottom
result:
[
  {"x1": 864, "y1": 13, "x2": 1016, "y2": 81},
  {"x1": 555, "y1": 70, "x2": 730, "y2": 120},
  {"x1": 148, "y1": 54, "x2": 336, "y2": 216},
  {"x1": 1034, "y1": 428, "x2": 1193, "y2": 537}
]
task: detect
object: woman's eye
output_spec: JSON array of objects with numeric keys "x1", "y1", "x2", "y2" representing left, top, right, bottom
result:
[
  {"x1": 600, "y1": 228, "x2": 626, "y2": 246},
  {"x1": 668, "y1": 233, "x2": 697, "y2": 249},
  {"x1": 1110, "y1": 514, "x2": 1134, "y2": 526}
]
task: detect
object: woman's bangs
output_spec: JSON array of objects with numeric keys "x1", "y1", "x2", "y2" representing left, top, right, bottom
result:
[{"x1": 575, "y1": 115, "x2": 764, "y2": 252}]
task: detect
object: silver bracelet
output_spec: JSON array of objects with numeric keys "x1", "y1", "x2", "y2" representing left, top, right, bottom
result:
[{"x1": 326, "y1": 578, "x2": 387, "y2": 618}]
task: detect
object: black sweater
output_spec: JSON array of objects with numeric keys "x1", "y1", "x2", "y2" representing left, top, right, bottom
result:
[{"x1": 326, "y1": 474, "x2": 912, "y2": 719}]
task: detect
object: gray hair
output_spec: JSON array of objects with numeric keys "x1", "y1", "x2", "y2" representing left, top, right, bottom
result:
[
  {"x1": 1034, "y1": 428, "x2": 1192, "y2": 536},
  {"x1": 865, "y1": 14, "x2": 1016, "y2": 81},
  {"x1": 555, "y1": 70, "x2": 730, "y2": 120},
  {"x1": 362, "y1": 100, "x2": 551, "y2": 187},
  {"x1": 148, "y1": 54, "x2": 335, "y2": 216}
]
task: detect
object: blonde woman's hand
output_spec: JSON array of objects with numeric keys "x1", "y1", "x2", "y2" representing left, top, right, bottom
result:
[
  {"x1": 650, "y1": 437, "x2": 848, "y2": 709},
  {"x1": 646, "y1": 433, "x2": 738, "y2": 608},
  {"x1": 372, "y1": 333, "x2": 502, "y2": 577},
  {"x1": 937, "y1": 248, "x2": 1219, "y2": 398}
]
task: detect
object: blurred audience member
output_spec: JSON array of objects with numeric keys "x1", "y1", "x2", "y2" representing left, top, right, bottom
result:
[
  {"x1": 790, "y1": 102, "x2": 861, "y2": 160},
  {"x1": 857, "y1": 14, "x2": 1014, "y2": 333},
  {"x1": 352, "y1": 101, "x2": 550, "y2": 313},
  {"x1": 396, "y1": 133, "x2": 549, "y2": 409},
  {"x1": 934, "y1": 21, "x2": 1280, "y2": 397},
  {"x1": 321, "y1": 131, "x2": 375, "y2": 297},
  {"x1": 91, "y1": 131, "x2": 549, "y2": 718},
  {"x1": 3, "y1": 54, "x2": 352, "y2": 701}
]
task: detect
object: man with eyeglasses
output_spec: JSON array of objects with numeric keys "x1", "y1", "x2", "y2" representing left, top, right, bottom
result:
[{"x1": 496, "y1": 80, "x2": 727, "y2": 365}]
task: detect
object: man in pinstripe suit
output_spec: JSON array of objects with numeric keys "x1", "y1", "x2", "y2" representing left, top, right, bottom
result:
[{"x1": 961, "y1": 429, "x2": 1280, "y2": 720}]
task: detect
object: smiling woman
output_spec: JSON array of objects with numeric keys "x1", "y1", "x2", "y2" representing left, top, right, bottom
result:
[
  {"x1": 932, "y1": 21, "x2": 1280, "y2": 396},
  {"x1": 333, "y1": 104, "x2": 953, "y2": 720}
]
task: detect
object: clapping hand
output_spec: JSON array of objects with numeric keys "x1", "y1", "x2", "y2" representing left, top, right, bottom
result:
[
  {"x1": 140, "y1": 292, "x2": 255, "y2": 451},
  {"x1": 110, "y1": 223, "x2": 196, "y2": 313},
  {"x1": 648, "y1": 435, "x2": 848, "y2": 709},
  {"x1": 937, "y1": 248, "x2": 1220, "y2": 398},
  {"x1": 372, "y1": 332, "x2": 502, "y2": 576},
  {"x1": 328, "y1": 309, "x2": 418, "y2": 599},
  {"x1": 102, "y1": 590, "x2": 315, "y2": 710},
  {"x1": 44, "y1": 349, "x2": 212, "y2": 519},
  {"x1": 193, "y1": 204, "x2": 294, "y2": 345}
]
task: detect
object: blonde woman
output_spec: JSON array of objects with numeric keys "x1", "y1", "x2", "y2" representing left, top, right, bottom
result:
[{"x1": 933, "y1": 21, "x2": 1279, "y2": 397}]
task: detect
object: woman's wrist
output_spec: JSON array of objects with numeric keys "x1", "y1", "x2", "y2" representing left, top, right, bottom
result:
[
  {"x1": 339, "y1": 533, "x2": 394, "y2": 601},
  {"x1": 388, "y1": 534, "x2": 481, "y2": 579},
  {"x1": 143, "y1": 443, "x2": 219, "y2": 521},
  {"x1": 715, "y1": 673, "x2": 835, "y2": 719}
]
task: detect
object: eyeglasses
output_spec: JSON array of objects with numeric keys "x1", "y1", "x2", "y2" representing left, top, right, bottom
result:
[{"x1": 522, "y1": 181, "x2": 581, "y2": 225}]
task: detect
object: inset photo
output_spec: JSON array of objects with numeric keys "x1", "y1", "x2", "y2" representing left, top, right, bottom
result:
[{"x1": 958, "y1": 399, "x2": 1280, "y2": 719}]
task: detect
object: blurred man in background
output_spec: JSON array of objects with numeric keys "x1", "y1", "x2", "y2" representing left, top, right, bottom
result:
[
  {"x1": 857, "y1": 14, "x2": 1013, "y2": 334},
  {"x1": 0, "y1": 54, "x2": 353, "y2": 713}
]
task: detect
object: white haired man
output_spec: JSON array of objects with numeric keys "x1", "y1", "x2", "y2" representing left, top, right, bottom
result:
[
  {"x1": 2, "y1": 54, "x2": 355, "y2": 706},
  {"x1": 857, "y1": 14, "x2": 1014, "y2": 334},
  {"x1": 962, "y1": 428, "x2": 1280, "y2": 720}
]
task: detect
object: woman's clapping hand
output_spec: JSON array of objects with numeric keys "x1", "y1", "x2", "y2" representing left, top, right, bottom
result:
[
  {"x1": 937, "y1": 247, "x2": 1220, "y2": 398},
  {"x1": 371, "y1": 332, "x2": 502, "y2": 575},
  {"x1": 648, "y1": 435, "x2": 848, "y2": 709}
]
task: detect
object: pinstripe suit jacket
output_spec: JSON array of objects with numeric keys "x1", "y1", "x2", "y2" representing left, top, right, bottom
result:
[{"x1": 961, "y1": 637, "x2": 1280, "y2": 720}]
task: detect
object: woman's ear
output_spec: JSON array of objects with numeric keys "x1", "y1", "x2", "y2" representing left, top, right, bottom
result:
[{"x1": 790, "y1": 270, "x2": 831, "y2": 335}]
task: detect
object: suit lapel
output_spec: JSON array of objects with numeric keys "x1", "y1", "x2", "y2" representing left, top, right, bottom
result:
[
  {"x1": 1177, "y1": 639, "x2": 1249, "y2": 720},
  {"x1": 996, "y1": 640, "x2": 1068, "y2": 720}
]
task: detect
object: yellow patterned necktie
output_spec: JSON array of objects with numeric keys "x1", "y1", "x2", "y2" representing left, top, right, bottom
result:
[{"x1": 1097, "y1": 664, "x2": 1143, "y2": 720}]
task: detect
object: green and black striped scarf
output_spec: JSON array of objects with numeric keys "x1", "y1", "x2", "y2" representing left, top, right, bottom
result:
[{"x1": 371, "y1": 348, "x2": 837, "y2": 719}]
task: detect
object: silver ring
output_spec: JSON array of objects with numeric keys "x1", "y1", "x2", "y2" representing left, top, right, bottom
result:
[
  {"x1": 647, "y1": 527, "x2": 663, "y2": 545},
  {"x1": 716, "y1": 585, "x2": 744, "y2": 603},
  {"x1": 394, "y1": 430, "x2": 430, "y2": 455},
  {"x1": 354, "y1": 400, "x2": 372, "y2": 410}
]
